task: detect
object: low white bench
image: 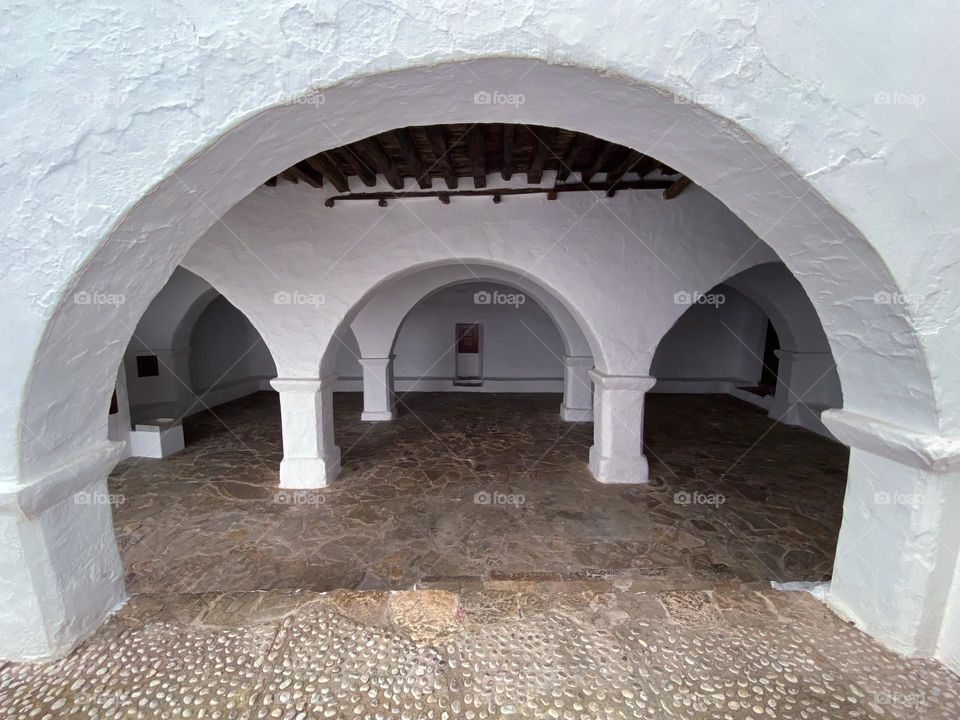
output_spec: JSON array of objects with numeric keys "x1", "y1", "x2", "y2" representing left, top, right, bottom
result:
[{"x1": 128, "y1": 417, "x2": 185, "y2": 459}]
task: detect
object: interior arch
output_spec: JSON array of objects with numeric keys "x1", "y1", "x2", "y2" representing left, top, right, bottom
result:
[
  {"x1": 16, "y1": 60, "x2": 938, "y2": 482},
  {"x1": 344, "y1": 262, "x2": 594, "y2": 367}
]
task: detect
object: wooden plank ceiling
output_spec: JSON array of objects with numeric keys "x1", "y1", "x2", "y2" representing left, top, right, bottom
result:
[{"x1": 267, "y1": 123, "x2": 691, "y2": 201}]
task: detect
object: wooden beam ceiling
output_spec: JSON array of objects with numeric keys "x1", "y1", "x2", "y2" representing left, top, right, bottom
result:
[{"x1": 267, "y1": 123, "x2": 686, "y2": 201}]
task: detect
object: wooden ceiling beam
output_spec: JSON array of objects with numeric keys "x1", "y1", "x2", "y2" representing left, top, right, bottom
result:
[
  {"x1": 663, "y1": 175, "x2": 693, "y2": 199},
  {"x1": 291, "y1": 161, "x2": 324, "y2": 189},
  {"x1": 605, "y1": 150, "x2": 645, "y2": 195},
  {"x1": 280, "y1": 169, "x2": 300, "y2": 184},
  {"x1": 305, "y1": 153, "x2": 350, "y2": 193},
  {"x1": 342, "y1": 147, "x2": 377, "y2": 187},
  {"x1": 320, "y1": 178, "x2": 673, "y2": 206},
  {"x1": 526, "y1": 127, "x2": 556, "y2": 185},
  {"x1": 501, "y1": 125, "x2": 515, "y2": 181},
  {"x1": 394, "y1": 128, "x2": 431, "y2": 189},
  {"x1": 556, "y1": 133, "x2": 590, "y2": 182},
  {"x1": 425, "y1": 126, "x2": 458, "y2": 190},
  {"x1": 582, "y1": 141, "x2": 619, "y2": 184},
  {"x1": 357, "y1": 138, "x2": 403, "y2": 190},
  {"x1": 468, "y1": 125, "x2": 486, "y2": 188}
]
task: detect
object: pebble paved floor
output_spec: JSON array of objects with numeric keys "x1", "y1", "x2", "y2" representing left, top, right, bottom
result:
[
  {"x1": 4, "y1": 392, "x2": 958, "y2": 717},
  {"x1": 2, "y1": 582, "x2": 958, "y2": 718}
]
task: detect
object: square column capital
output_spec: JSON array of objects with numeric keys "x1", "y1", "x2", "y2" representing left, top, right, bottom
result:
[
  {"x1": 270, "y1": 376, "x2": 337, "y2": 394},
  {"x1": 358, "y1": 356, "x2": 395, "y2": 370},
  {"x1": 588, "y1": 370, "x2": 656, "y2": 392},
  {"x1": 822, "y1": 409, "x2": 960, "y2": 473}
]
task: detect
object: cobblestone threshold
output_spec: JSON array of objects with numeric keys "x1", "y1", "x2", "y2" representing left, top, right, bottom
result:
[{"x1": 1, "y1": 581, "x2": 957, "y2": 719}]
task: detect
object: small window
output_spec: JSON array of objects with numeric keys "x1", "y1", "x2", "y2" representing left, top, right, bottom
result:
[{"x1": 136, "y1": 355, "x2": 160, "y2": 377}]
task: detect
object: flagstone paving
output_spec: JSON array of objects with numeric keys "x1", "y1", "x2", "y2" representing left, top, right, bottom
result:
[{"x1": 109, "y1": 392, "x2": 849, "y2": 595}]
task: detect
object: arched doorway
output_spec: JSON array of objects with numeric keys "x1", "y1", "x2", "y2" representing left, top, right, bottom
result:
[{"x1": 5, "y1": 63, "x2": 953, "y2": 666}]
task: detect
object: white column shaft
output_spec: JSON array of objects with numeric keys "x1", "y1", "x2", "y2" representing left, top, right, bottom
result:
[
  {"x1": 270, "y1": 377, "x2": 340, "y2": 488},
  {"x1": 360, "y1": 357, "x2": 395, "y2": 421},
  {"x1": 829, "y1": 448, "x2": 960, "y2": 656},
  {"x1": 587, "y1": 371, "x2": 656, "y2": 484},
  {"x1": 770, "y1": 350, "x2": 838, "y2": 420},
  {"x1": 560, "y1": 355, "x2": 593, "y2": 422}
]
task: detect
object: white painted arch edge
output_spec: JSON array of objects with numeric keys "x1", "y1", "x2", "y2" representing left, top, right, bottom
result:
[{"x1": 16, "y1": 59, "x2": 939, "y2": 483}]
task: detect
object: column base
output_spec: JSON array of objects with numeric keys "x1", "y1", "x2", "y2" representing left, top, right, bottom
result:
[
  {"x1": 361, "y1": 410, "x2": 395, "y2": 422},
  {"x1": 278, "y1": 449, "x2": 341, "y2": 489},
  {"x1": 1, "y1": 441, "x2": 127, "y2": 661},
  {"x1": 588, "y1": 446, "x2": 650, "y2": 484},
  {"x1": 560, "y1": 404, "x2": 593, "y2": 422},
  {"x1": 128, "y1": 421, "x2": 185, "y2": 458}
]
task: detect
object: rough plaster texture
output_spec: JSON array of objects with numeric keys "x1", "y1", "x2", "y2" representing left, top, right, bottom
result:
[{"x1": 2, "y1": 4, "x2": 960, "y2": 667}]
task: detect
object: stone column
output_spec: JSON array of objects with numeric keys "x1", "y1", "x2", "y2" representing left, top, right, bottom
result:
[
  {"x1": 823, "y1": 409, "x2": 960, "y2": 658},
  {"x1": 270, "y1": 377, "x2": 341, "y2": 488},
  {"x1": 587, "y1": 371, "x2": 657, "y2": 484},
  {"x1": 359, "y1": 356, "x2": 396, "y2": 421},
  {"x1": 769, "y1": 350, "x2": 839, "y2": 424},
  {"x1": 560, "y1": 355, "x2": 593, "y2": 422},
  {"x1": 0, "y1": 441, "x2": 127, "y2": 660}
]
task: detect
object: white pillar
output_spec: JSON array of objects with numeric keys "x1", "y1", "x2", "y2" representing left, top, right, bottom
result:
[
  {"x1": 823, "y1": 409, "x2": 960, "y2": 661},
  {"x1": 270, "y1": 377, "x2": 340, "y2": 488},
  {"x1": 587, "y1": 371, "x2": 657, "y2": 484},
  {"x1": 770, "y1": 350, "x2": 840, "y2": 424},
  {"x1": 560, "y1": 355, "x2": 593, "y2": 422},
  {"x1": 359, "y1": 356, "x2": 396, "y2": 421},
  {"x1": 0, "y1": 441, "x2": 127, "y2": 660}
]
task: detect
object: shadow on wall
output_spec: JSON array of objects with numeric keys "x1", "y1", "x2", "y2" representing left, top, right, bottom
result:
[
  {"x1": 122, "y1": 289, "x2": 276, "y2": 426},
  {"x1": 651, "y1": 276, "x2": 843, "y2": 440}
]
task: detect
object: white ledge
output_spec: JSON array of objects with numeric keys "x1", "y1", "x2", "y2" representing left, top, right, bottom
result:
[
  {"x1": 821, "y1": 409, "x2": 960, "y2": 472},
  {"x1": 0, "y1": 440, "x2": 126, "y2": 519},
  {"x1": 270, "y1": 376, "x2": 337, "y2": 393},
  {"x1": 588, "y1": 371, "x2": 657, "y2": 391}
]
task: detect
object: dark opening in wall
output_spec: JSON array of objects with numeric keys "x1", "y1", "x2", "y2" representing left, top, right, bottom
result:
[
  {"x1": 759, "y1": 321, "x2": 780, "y2": 394},
  {"x1": 136, "y1": 355, "x2": 160, "y2": 378}
]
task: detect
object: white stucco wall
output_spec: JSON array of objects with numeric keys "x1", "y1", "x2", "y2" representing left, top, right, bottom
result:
[
  {"x1": 180, "y1": 178, "x2": 774, "y2": 387},
  {"x1": 10, "y1": 39, "x2": 959, "y2": 483},
  {"x1": 391, "y1": 281, "x2": 564, "y2": 388},
  {"x1": 189, "y1": 296, "x2": 276, "y2": 393},
  {"x1": 651, "y1": 285, "x2": 767, "y2": 386}
]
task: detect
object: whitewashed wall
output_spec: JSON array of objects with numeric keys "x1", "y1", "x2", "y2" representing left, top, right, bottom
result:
[
  {"x1": 651, "y1": 285, "x2": 767, "y2": 390},
  {"x1": 3, "y1": 3, "x2": 960, "y2": 668}
]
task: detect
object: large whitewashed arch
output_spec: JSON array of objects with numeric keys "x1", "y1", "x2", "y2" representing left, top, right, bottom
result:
[
  {"x1": 4, "y1": 53, "x2": 958, "y2": 666},
  {"x1": 15, "y1": 61, "x2": 943, "y2": 481}
]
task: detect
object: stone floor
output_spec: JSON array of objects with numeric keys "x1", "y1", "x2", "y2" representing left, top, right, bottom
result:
[
  {"x1": 2, "y1": 582, "x2": 958, "y2": 718},
  {"x1": 110, "y1": 392, "x2": 849, "y2": 594},
  {"x1": 4, "y1": 392, "x2": 958, "y2": 717}
]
